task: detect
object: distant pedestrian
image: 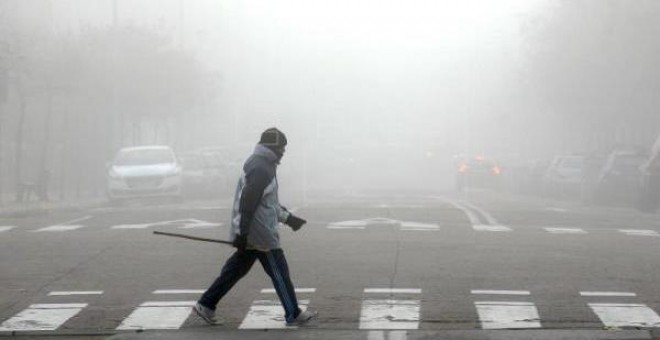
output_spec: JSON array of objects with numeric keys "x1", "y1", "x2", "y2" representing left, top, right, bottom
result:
[{"x1": 193, "y1": 128, "x2": 318, "y2": 325}]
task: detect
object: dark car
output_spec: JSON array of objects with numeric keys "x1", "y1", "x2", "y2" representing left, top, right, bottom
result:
[
  {"x1": 455, "y1": 156, "x2": 502, "y2": 191},
  {"x1": 593, "y1": 150, "x2": 646, "y2": 206}
]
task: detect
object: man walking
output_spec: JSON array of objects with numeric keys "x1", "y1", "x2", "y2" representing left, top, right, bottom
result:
[{"x1": 194, "y1": 128, "x2": 317, "y2": 326}]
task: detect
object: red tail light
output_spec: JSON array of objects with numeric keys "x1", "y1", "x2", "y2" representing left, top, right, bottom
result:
[
  {"x1": 458, "y1": 164, "x2": 469, "y2": 173},
  {"x1": 492, "y1": 166, "x2": 501, "y2": 175}
]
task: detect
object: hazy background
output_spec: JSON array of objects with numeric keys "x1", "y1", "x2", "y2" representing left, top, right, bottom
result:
[{"x1": 1, "y1": 0, "x2": 659, "y2": 202}]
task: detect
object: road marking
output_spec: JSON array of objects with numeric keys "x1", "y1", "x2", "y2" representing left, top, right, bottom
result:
[
  {"x1": 475, "y1": 301, "x2": 541, "y2": 329},
  {"x1": 327, "y1": 225, "x2": 366, "y2": 230},
  {"x1": 544, "y1": 227, "x2": 587, "y2": 234},
  {"x1": 111, "y1": 224, "x2": 153, "y2": 229},
  {"x1": 48, "y1": 291, "x2": 103, "y2": 296},
  {"x1": 58, "y1": 216, "x2": 92, "y2": 225},
  {"x1": 544, "y1": 207, "x2": 568, "y2": 212},
  {"x1": 401, "y1": 228, "x2": 439, "y2": 231},
  {"x1": 364, "y1": 288, "x2": 422, "y2": 294},
  {"x1": 471, "y1": 290, "x2": 531, "y2": 296},
  {"x1": 359, "y1": 299, "x2": 420, "y2": 329},
  {"x1": 588, "y1": 303, "x2": 660, "y2": 328},
  {"x1": 152, "y1": 289, "x2": 205, "y2": 294},
  {"x1": 0, "y1": 303, "x2": 87, "y2": 331},
  {"x1": 368, "y1": 330, "x2": 408, "y2": 340},
  {"x1": 460, "y1": 201, "x2": 500, "y2": 225},
  {"x1": 116, "y1": 301, "x2": 195, "y2": 330},
  {"x1": 618, "y1": 229, "x2": 660, "y2": 237},
  {"x1": 178, "y1": 219, "x2": 222, "y2": 229},
  {"x1": 444, "y1": 200, "x2": 481, "y2": 225},
  {"x1": 32, "y1": 225, "x2": 86, "y2": 232},
  {"x1": 239, "y1": 299, "x2": 310, "y2": 329},
  {"x1": 400, "y1": 222, "x2": 439, "y2": 231},
  {"x1": 473, "y1": 225, "x2": 512, "y2": 232},
  {"x1": 261, "y1": 288, "x2": 316, "y2": 294},
  {"x1": 580, "y1": 292, "x2": 637, "y2": 297},
  {"x1": 0, "y1": 226, "x2": 15, "y2": 232}
]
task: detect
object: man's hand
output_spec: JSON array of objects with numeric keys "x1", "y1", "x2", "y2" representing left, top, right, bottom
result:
[
  {"x1": 232, "y1": 234, "x2": 248, "y2": 252},
  {"x1": 285, "y1": 214, "x2": 307, "y2": 231}
]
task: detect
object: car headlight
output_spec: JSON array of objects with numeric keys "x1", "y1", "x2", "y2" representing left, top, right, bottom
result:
[{"x1": 108, "y1": 169, "x2": 122, "y2": 180}]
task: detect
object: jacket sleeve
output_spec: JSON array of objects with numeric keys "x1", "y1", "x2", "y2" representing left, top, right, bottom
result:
[
  {"x1": 277, "y1": 205, "x2": 291, "y2": 223},
  {"x1": 238, "y1": 166, "x2": 272, "y2": 235}
]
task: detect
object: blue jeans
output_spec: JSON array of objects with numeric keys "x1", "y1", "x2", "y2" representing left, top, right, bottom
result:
[{"x1": 198, "y1": 248, "x2": 302, "y2": 323}]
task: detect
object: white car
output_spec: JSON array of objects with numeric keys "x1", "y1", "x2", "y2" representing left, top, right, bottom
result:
[{"x1": 107, "y1": 146, "x2": 182, "y2": 202}]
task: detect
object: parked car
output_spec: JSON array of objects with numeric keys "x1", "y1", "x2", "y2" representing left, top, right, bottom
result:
[
  {"x1": 107, "y1": 145, "x2": 182, "y2": 202},
  {"x1": 542, "y1": 155, "x2": 584, "y2": 198},
  {"x1": 593, "y1": 149, "x2": 646, "y2": 206},
  {"x1": 638, "y1": 136, "x2": 660, "y2": 212},
  {"x1": 455, "y1": 156, "x2": 502, "y2": 191},
  {"x1": 178, "y1": 152, "x2": 207, "y2": 197}
]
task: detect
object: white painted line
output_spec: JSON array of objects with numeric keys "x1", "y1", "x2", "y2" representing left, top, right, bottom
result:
[
  {"x1": 239, "y1": 299, "x2": 310, "y2": 329},
  {"x1": 0, "y1": 303, "x2": 87, "y2": 331},
  {"x1": 48, "y1": 291, "x2": 103, "y2": 296},
  {"x1": 544, "y1": 227, "x2": 587, "y2": 234},
  {"x1": 179, "y1": 222, "x2": 222, "y2": 229},
  {"x1": 261, "y1": 288, "x2": 316, "y2": 294},
  {"x1": 471, "y1": 290, "x2": 531, "y2": 296},
  {"x1": 327, "y1": 225, "x2": 366, "y2": 230},
  {"x1": 58, "y1": 215, "x2": 92, "y2": 225},
  {"x1": 0, "y1": 226, "x2": 15, "y2": 232},
  {"x1": 359, "y1": 299, "x2": 420, "y2": 329},
  {"x1": 618, "y1": 229, "x2": 660, "y2": 237},
  {"x1": 473, "y1": 225, "x2": 512, "y2": 232},
  {"x1": 401, "y1": 228, "x2": 439, "y2": 231},
  {"x1": 116, "y1": 301, "x2": 196, "y2": 330},
  {"x1": 580, "y1": 291, "x2": 637, "y2": 297},
  {"x1": 461, "y1": 201, "x2": 499, "y2": 225},
  {"x1": 589, "y1": 303, "x2": 660, "y2": 328},
  {"x1": 400, "y1": 222, "x2": 440, "y2": 230},
  {"x1": 444, "y1": 200, "x2": 481, "y2": 225},
  {"x1": 328, "y1": 220, "x2": 369, "y2": 227},
  {"x1": 29, "y1": 303, "x2": 88, "y2": 309},
  {"x1": 364, "y1": 288, "x2": 422, "y2": 294},
  {"x1": 152, "y1": 289, "x2": 205, "y2": 295},
  {"x1": 475, "y1": 301, "x2": 541, "y2": 329},
  {"x1": 32, "y1": 225, "x2": 86, "y2": 232},
  {"x1": 140, "y1": 301, "x2": 196, "y2": 307},
  {"x1": 111, "y1": 224, "x2": 153, "y2": 229}
]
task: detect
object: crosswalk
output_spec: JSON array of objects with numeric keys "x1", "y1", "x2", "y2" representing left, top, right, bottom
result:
[{"x1": 2, "y1": 287, "x2": 660, "y2": 332}]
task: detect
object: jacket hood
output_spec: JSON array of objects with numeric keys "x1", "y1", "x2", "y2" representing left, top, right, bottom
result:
[{"x1": 253, "y1": 144, "x2": 280, "y2": 164}]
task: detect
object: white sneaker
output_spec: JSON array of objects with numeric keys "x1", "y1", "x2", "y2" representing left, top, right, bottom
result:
[
  {"x1": 287, "y1": 309, "x2": 318, "y2": 326},
  {"x1": 193, "y1": 302, "x2": 218, "y2": 325}
]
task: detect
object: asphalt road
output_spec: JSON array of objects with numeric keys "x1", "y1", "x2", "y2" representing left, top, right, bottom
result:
[{"x1": 1, "y1": 191, "x2": 660, "y2": 340}]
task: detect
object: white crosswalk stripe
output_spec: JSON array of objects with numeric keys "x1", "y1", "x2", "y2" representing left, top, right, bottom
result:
[
  {"x1": 116, "y1": 301, "x2": 196, "y2": 330},
  {"x1": 588, "y1": 303, "x2": 660, "y2": 328},
  {"x1": 359, "y1": 288, "x2": 421, "y2": 330},
  {"x1": 475, "y1": 301, "x2": 541, "y2": 329},
  {"x1": 0, "y1": 303, "x2": 87, "y2": 331},
  {"x1": 0, "y1": 226, "x2": 15, "y2": 233},
  {"x1": 239, "y1": 288, "x2": 315, "y2": 329}
]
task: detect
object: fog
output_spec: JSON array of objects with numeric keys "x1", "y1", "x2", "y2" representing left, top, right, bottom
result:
[{"x1": 1, "y1": 0, "x2": 660, "y2": 203}]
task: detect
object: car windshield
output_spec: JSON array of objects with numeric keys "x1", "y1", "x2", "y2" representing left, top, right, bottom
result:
[
  {"x1": 560, "y1": 158, "x2": 583, "y2": 169},
  {"x1": 114, "y1": 149, "x2": 174, "y2": 166},
  {"x1": 612, "y1": 155, "x2": 645, "y2": 173}
]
